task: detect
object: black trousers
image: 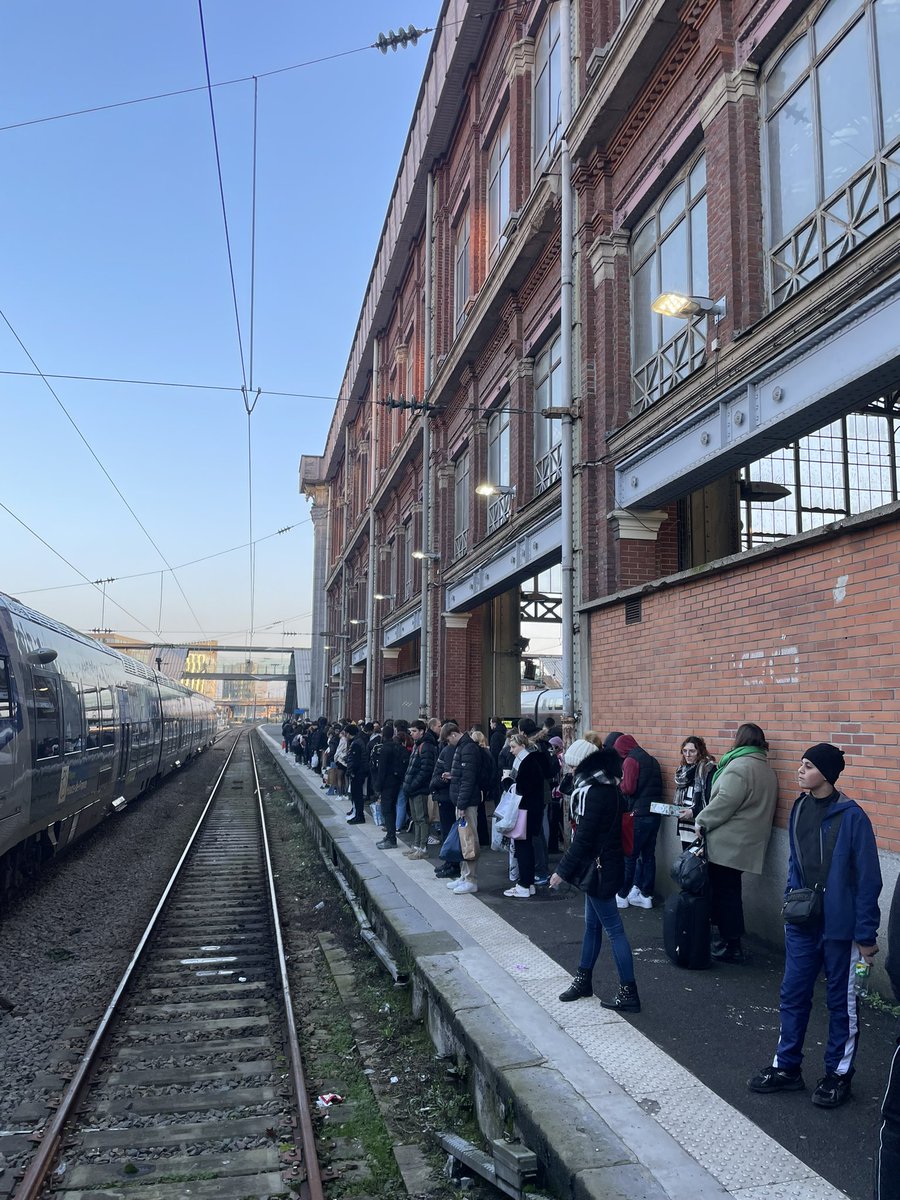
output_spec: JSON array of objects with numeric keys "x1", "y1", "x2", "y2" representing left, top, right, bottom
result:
[
  {"x1": 380, "y1": 783, "x2": 399, "y2": 839},
  {"x1": 877, "y1": 1038, "x2": 900, "y2": 1200},
  {"x1": 707, "y1": 860, "x2": 745, "y2": 942},
  {"x1": 350, "y1": 773, "x2": 365, "y2": 821}
]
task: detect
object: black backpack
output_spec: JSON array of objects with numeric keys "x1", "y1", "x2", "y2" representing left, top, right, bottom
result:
[
  {"x1": 394, "y1": 744, "x2": 411, "y2": 780},
  {"x1": 478, "y1": 746, "x2": 496, "y2": 793}
]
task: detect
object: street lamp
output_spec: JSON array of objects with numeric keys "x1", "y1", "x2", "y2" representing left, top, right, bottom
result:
[
  {"x1": 651, "y1": 293, "x2": 726, "y2": 320},
  {"x1": 411, "y1": 550, "x2": 440, "y2": 561},
  {"x1": 475, "y1": 482, "x2": 516, "y2": 497},
  {"x1": 373, "y1": 593, "x2": 395, "y2": 601}
]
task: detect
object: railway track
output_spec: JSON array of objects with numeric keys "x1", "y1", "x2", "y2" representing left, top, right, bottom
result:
[{"x1": 14, "y1": 733, "x2": 322, "y2": 1200}]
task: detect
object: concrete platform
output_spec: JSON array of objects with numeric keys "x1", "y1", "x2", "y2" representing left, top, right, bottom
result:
[{"x1": 261, "y1": 730, "x2": 891, "y2": 1200}]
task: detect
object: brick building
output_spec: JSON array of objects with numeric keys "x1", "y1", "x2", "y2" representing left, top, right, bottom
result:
[{"x1": 302, "y1": 0, "x2": 899, "y2": 932}]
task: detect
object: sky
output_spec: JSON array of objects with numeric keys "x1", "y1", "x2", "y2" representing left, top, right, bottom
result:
[{"x1": 0, "y1": 0, "x2": 442, "y2": 649}]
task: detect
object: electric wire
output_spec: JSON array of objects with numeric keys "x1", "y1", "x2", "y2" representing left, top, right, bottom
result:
[
  {"x1": 197, "y1": 0, "x2": 248, "y2": 392},
  {"x1": 0, "y1": 499, "x2": 167, "y2": 641},
  {"x1": 13, "y1": 519, "x2": 310, "y2": 595},
  {"x1": 0, "y1": 304, "x2": 209, "y2": 637},
  {"x1": 0, "y1": 369, "x2": 340, "y2": 400}
]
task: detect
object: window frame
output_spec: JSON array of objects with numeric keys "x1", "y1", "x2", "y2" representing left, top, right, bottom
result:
[
  {"x1": 486, "y1": 406, "x2": 512, "y2": 533},
  {"x1": 487, "y1": 117, "x2": 511, "y2": 268},
  {"x1": 454, "y1": 210, "x2": 471, "y2": 334},
  {"x1": 533, "y1": 331, "x2": 563, "y2": 493},
  {"x1": 533, "y1": 2, "x2": 562, "y2": 173},
  {"x1": 453, "y1": 449, "x2": 470, "y2": 560}
]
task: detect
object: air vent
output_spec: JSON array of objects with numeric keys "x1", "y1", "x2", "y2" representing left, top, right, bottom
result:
[{"x1": 625, "y1": 597, "x2": 642, "y2": 625}]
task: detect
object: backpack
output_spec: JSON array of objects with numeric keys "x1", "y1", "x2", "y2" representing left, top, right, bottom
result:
[
  {"x1": 478, "y1": 747, "x2": 496, "y2": 793},
  {"x1": 394, "y1": 744, "x2": 411, "y2": 780},
  {"x1": 369, "y1": 739, "x2": 383, "y2": 776}
]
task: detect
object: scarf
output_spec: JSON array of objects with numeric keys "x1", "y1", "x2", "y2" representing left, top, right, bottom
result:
[{"x1": 712, "y1": 745, "x2": 765, "y2": 784}]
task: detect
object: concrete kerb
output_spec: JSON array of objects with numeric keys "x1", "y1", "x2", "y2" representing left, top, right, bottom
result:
[{"x1": 258, "y1": 734, "x2": 673, "y2": 1200}]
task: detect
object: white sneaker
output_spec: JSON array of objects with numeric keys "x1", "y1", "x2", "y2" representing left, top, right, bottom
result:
[
  {"x1": 452, "y1": 881, "x2": 478, "y2": 894},
  {"x1": 616, "y1": 894, "x2": 630, "y2": 909},
  {"x1": 427, "y1": 835, "x2": 440, "y2": 845},
  {"x1": 503, "y1": 884, "x2": 532, "y2": 899},
  {"x1": 630, "y1": 892, "x2": 653, "y2": 909},
  {"x1": 627, "y1": 886, "x2": 642, "y2": 903},
  {"x1": 447, "y1": 879, "x2": 461, "y2": 889}
]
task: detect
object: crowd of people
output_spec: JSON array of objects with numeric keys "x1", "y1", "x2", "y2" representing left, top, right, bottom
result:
[{"x1": 279, "y1": 712, "x2": 898, "y2": 1194}]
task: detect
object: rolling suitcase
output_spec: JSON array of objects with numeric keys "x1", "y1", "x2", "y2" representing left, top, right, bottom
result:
[{"x1": 663, "y1": 889, "x2": 711, "y2": 969}]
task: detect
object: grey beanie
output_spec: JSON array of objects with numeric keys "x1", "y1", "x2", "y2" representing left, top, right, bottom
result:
[{"x1": 564, "y1": 739, "x2": 597, "y2": 769}]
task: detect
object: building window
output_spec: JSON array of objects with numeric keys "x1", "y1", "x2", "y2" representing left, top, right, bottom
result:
[
  {"x1": 486, "y1": 406, "x2": 511, "y2": 533},
  {"x1": 763, "y1": 0, "x2": 900, "y2": 308},
  {"x1": 488, "y1": 118, "x2": 511, "y2": 268},
  {"x1": 740, "y1": 388, "x2": 899, "y2": 548},
  {"x1": 631, "y1": 153, "x2": 708, "y2": 413},
  {"x1": 406, "y1": 330, "x2": 416, "y2": 400},
  {"x1": 454, "y1": 450, "x2": 470, "y2": 560},
  {"x1": 534, "y1": 3, "x2": 562, "y2": 172},
  {"x1": 533, "y1": 333, "x2": 563, "y2": 493},
  {"x1": 454, "y1": 211, "x2": 470, "y2": 333},
  {"x1": 403, "y1": 520, "x2": 414, "y2": 602}
]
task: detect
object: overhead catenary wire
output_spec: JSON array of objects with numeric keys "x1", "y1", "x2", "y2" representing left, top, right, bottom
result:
[
  {"x1": 0, "y1": 369, "x2": 340, "y2": 401},
  {"x1": 0, "y1": 304, "x2": 209, "y2": 637}
]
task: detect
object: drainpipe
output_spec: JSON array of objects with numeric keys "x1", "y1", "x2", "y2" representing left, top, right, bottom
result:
[
  {"x1": 419, "y1": 171, "x2": 435, "y2": 719},
  {"x1": 560, "y1": 0, "x2": 576, "y2": 724},
  {"x1": 365, "y1": 337, "x2": 380, "y2": 721}
]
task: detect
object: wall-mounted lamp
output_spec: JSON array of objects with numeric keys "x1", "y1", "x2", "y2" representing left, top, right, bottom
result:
[
  {"x1": 651, "y1": 293, "x2": 726, "y2": 320},
  {"x1": 475, "y1": 482, "x2": 516, "y2": 497},
  {"x1": 739, "y1": 479, "x2": 792, "y2": 502},
  {"x1": 349, "y1": 618, "x2": 366, "y2": 626},
  {"x1": 412, "y1": 550, "x2": 440, "y2": 561},
  {"x1": 373, "y1": 593, "x2": 395, "y2": 601}
]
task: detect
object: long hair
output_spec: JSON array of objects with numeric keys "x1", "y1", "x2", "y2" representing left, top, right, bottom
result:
[
  {"x1": 681, "y1": 735, "x2": 711, "y2": 760},
  {"x1": 732, "y1": 722, "x2": 768, "y2": 751}
]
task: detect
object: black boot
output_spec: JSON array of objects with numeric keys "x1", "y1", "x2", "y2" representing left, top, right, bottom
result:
[
  {"x1": 559, "y1": 969, "x2": 593, "y2": 1003},
  {"x1": 712, "y1": 939, "x2": 746, "y2": 964},
  {"x1": 600, "y1": 981, "x2": 641, "y2": 1013}
]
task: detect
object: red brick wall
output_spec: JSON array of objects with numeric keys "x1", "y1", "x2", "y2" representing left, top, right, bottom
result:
[{"x1": 588, "y1": 518, "x2": 900, "y2": 851}]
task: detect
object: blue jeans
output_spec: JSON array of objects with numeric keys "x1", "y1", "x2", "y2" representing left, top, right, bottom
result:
[
  {"x1": 396, "y1": 789, "x2": 407, "y2": 829},
  {"x1": 580, "y1": 894, "x2": 635, "y2": 984},
  {"x1": 619, "y1": 813, "x2": 661, "y2": 898}
]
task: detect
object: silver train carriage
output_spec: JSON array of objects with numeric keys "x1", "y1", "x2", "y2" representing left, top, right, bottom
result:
[
  {"x1": 520, "y1": 688, "x2": 564, "y2": 724},
  {"x1": 0, "y1": 592, "x2": 217, "y2": 894}
]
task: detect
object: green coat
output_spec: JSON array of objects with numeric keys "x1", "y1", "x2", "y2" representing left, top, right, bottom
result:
[{"x1": 695, "y1": 751, "x2": 778, "y2": 874}]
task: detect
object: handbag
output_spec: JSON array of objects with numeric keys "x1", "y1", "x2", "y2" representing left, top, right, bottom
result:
[
  {"x1": 621, "y1": 809, "x2": 634, "y2": 858},
  {"x1": 310, "y1": 752, "x2": 319, "y2": 770},
  {"x1": 671, "y1": 837, "x2": 708, "y2": 894},
  {"x1": 440, "y1": 822, "x2": 463, "y2": 863},
  {"x1": 509, "y1": 808, "x2": 528, "y2": 840},
  {"x1": 457, "y1": 816, "x2": 478, "y2": 861},
  {"x1": 782, "y1": 801, "x2": 843, "y2": 929},
  {"x1": 573, "y1": 856, "x2": 603, "y2": 897}
]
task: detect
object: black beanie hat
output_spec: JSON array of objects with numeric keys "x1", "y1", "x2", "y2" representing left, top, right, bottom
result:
[{"x1": 802, "y1": 743, "x2": 845, "y2": 785}]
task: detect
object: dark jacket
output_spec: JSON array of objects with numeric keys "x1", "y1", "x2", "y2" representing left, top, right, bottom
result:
[
  {"x1": 555, "y1": 747, "x2": 625, "y2": 900},
  {"x1": 614, "y1": 735, "x2": 662, "y2": 816},
  {"x1": 505, "y1": 748, "x2": 545, "y2": 837},
  {"x1": 347, "y1": 732, "x2": 368, "y2": 779},
  {"x1": 377, "y1": 738, "x2": 409, "y2": 795},
  {"x1": 430, "y1": 743, "x2": 455, "y2": 802},
  {"x1": 449, "y1": 732, "x2": 482, "y2": 809},
  {"x1": 886, "y1": 873, "x2": 900, "y2": 1002},
  {"x1": 489, "y1": 723, "x2": 508, "y2": 763},
  {"x1": 785, "y1": 791, "x2": 881, "y2": 945},
  {"x1": 404, "y1": 728, "x2": 439, "y2": 796}
]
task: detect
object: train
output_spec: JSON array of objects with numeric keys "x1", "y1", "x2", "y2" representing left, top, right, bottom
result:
[
  {"x1": 520, "y1": 688, "x2": 564, "y2": 723},
  {"x1": 0, "y1": 591, "x2": 218, "y2": 897}
]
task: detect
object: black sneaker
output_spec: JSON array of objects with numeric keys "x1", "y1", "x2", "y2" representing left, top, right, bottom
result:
[
  {"x1": 434, "y1": 863, "x2": 459, "y2": 879},
  {"x1": 812, "y1": 1073, "x2": 852, "y2": 1108},
  {"x1": 748, "y1": 1065, "x2": 805, "y2": 1094},
  {"x1": 376, "y1": 837, "x2": 397, "y2": 850}
]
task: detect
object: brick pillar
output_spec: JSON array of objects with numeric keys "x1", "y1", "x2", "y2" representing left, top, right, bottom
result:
[
  {"x1": 349, "y1": 667, "x2": 365, "y2": 721},
  {"x1": 505, "y1": 38, "x2": 535, "y2": 211},
  {"x1": 608, "y1": 509, "x2": 669, "y2": 588},
  {"x1": 441, "y1": 613, "x2": 473, "y2": 726}
]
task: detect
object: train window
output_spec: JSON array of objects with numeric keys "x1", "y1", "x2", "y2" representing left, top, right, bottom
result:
[
  {"x1": 60, "y1": 680, "x2": 84, "y2": 754},
  {"x1": 0, "y1": 656, "x2": 13, "y2": 722},
  {"x1": 29, "y1": 672, "x2": 61, "y2": 761},
  {"x1": 83, "y1": 689, "x2": 101, "y2": 749},
  {"x1": 100, "y1": 687, "x2": 116, "y2": 748}
]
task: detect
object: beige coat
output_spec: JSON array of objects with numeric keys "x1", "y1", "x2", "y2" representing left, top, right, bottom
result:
[{"x1": 695, "y1": 751, "x2": 778, "y2": 874}]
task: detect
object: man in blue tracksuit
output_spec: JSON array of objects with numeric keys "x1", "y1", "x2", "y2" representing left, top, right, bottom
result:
[
  {"x1": 749, "y1": 743, "x2": 881, "y2": 1109},
  {"x1": 876, "y1": 872, "x2": 899, "y2": 1198}
]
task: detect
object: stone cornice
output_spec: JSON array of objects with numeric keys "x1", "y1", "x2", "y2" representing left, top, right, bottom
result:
[
  {"x1": 505, "y1": 36, "x2": 535, "y2": 79},
  {"x1": 588, "y1": 231, "x2": 630, "y2": 288},
  {"x1": 697, "y1": 64, "x2": 760, "y2": 131}
]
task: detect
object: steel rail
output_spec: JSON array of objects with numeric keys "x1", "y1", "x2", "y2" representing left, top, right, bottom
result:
[
  {"x1": 249, "y1": 733, "x2": 325, "y2": 1200},
  {"x1": 12, "y1": 731, "x2": 245, "y2": 1200}
]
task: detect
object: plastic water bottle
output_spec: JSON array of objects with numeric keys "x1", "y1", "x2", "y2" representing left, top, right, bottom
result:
[{"x1": 853, "y1": 961, "x2": 870, "y2": 997}]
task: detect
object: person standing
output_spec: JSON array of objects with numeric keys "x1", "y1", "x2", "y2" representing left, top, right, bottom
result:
[
  {"x1": 503, "y1": 732, "x2": 546, "y2": 899},
  {"x1": 551, "y1": 739, "x2": 640, "y2": 1012},
  {"x1": 447, "y1": 727, "x2": 481, "y2": 893},
  {"x1": 345, "y1": 724, "x2": 368, "y2": 824},
  {"x1": 376, "y1": 722, "x2": 407, "y2": 847},
  {"x1": 614, "y1": 734, "x2": 663, "y2": 909},
  {"x1": 675, "y1": 735, "x2": 716, "y2": 846},
  {"x1": 401, "y1": 720, "x2": 438, "y2": 858},
  {"x1": 696, "y1": 722, "x2": 778, "y2": 963},
  {"x1": 876, "y1": 870, "x2": 900, "y2": 1198},
  {"x1": 749, "y1": 744, "x2": 881, "y2": 1109}
]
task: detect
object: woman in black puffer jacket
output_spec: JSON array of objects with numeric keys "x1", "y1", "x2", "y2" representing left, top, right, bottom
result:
[{"x1": 550, "y1": 740, "x2": 640, "y2": 1013}]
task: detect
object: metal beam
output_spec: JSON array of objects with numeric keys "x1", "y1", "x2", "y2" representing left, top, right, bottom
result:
[{"x1": 113, "y1": 644, "x2": 305, "y2": 654}]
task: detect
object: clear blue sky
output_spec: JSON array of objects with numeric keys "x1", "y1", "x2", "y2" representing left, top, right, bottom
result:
[{"x1": 1, "y1": 0, "x2": 441, "y2": 647}]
